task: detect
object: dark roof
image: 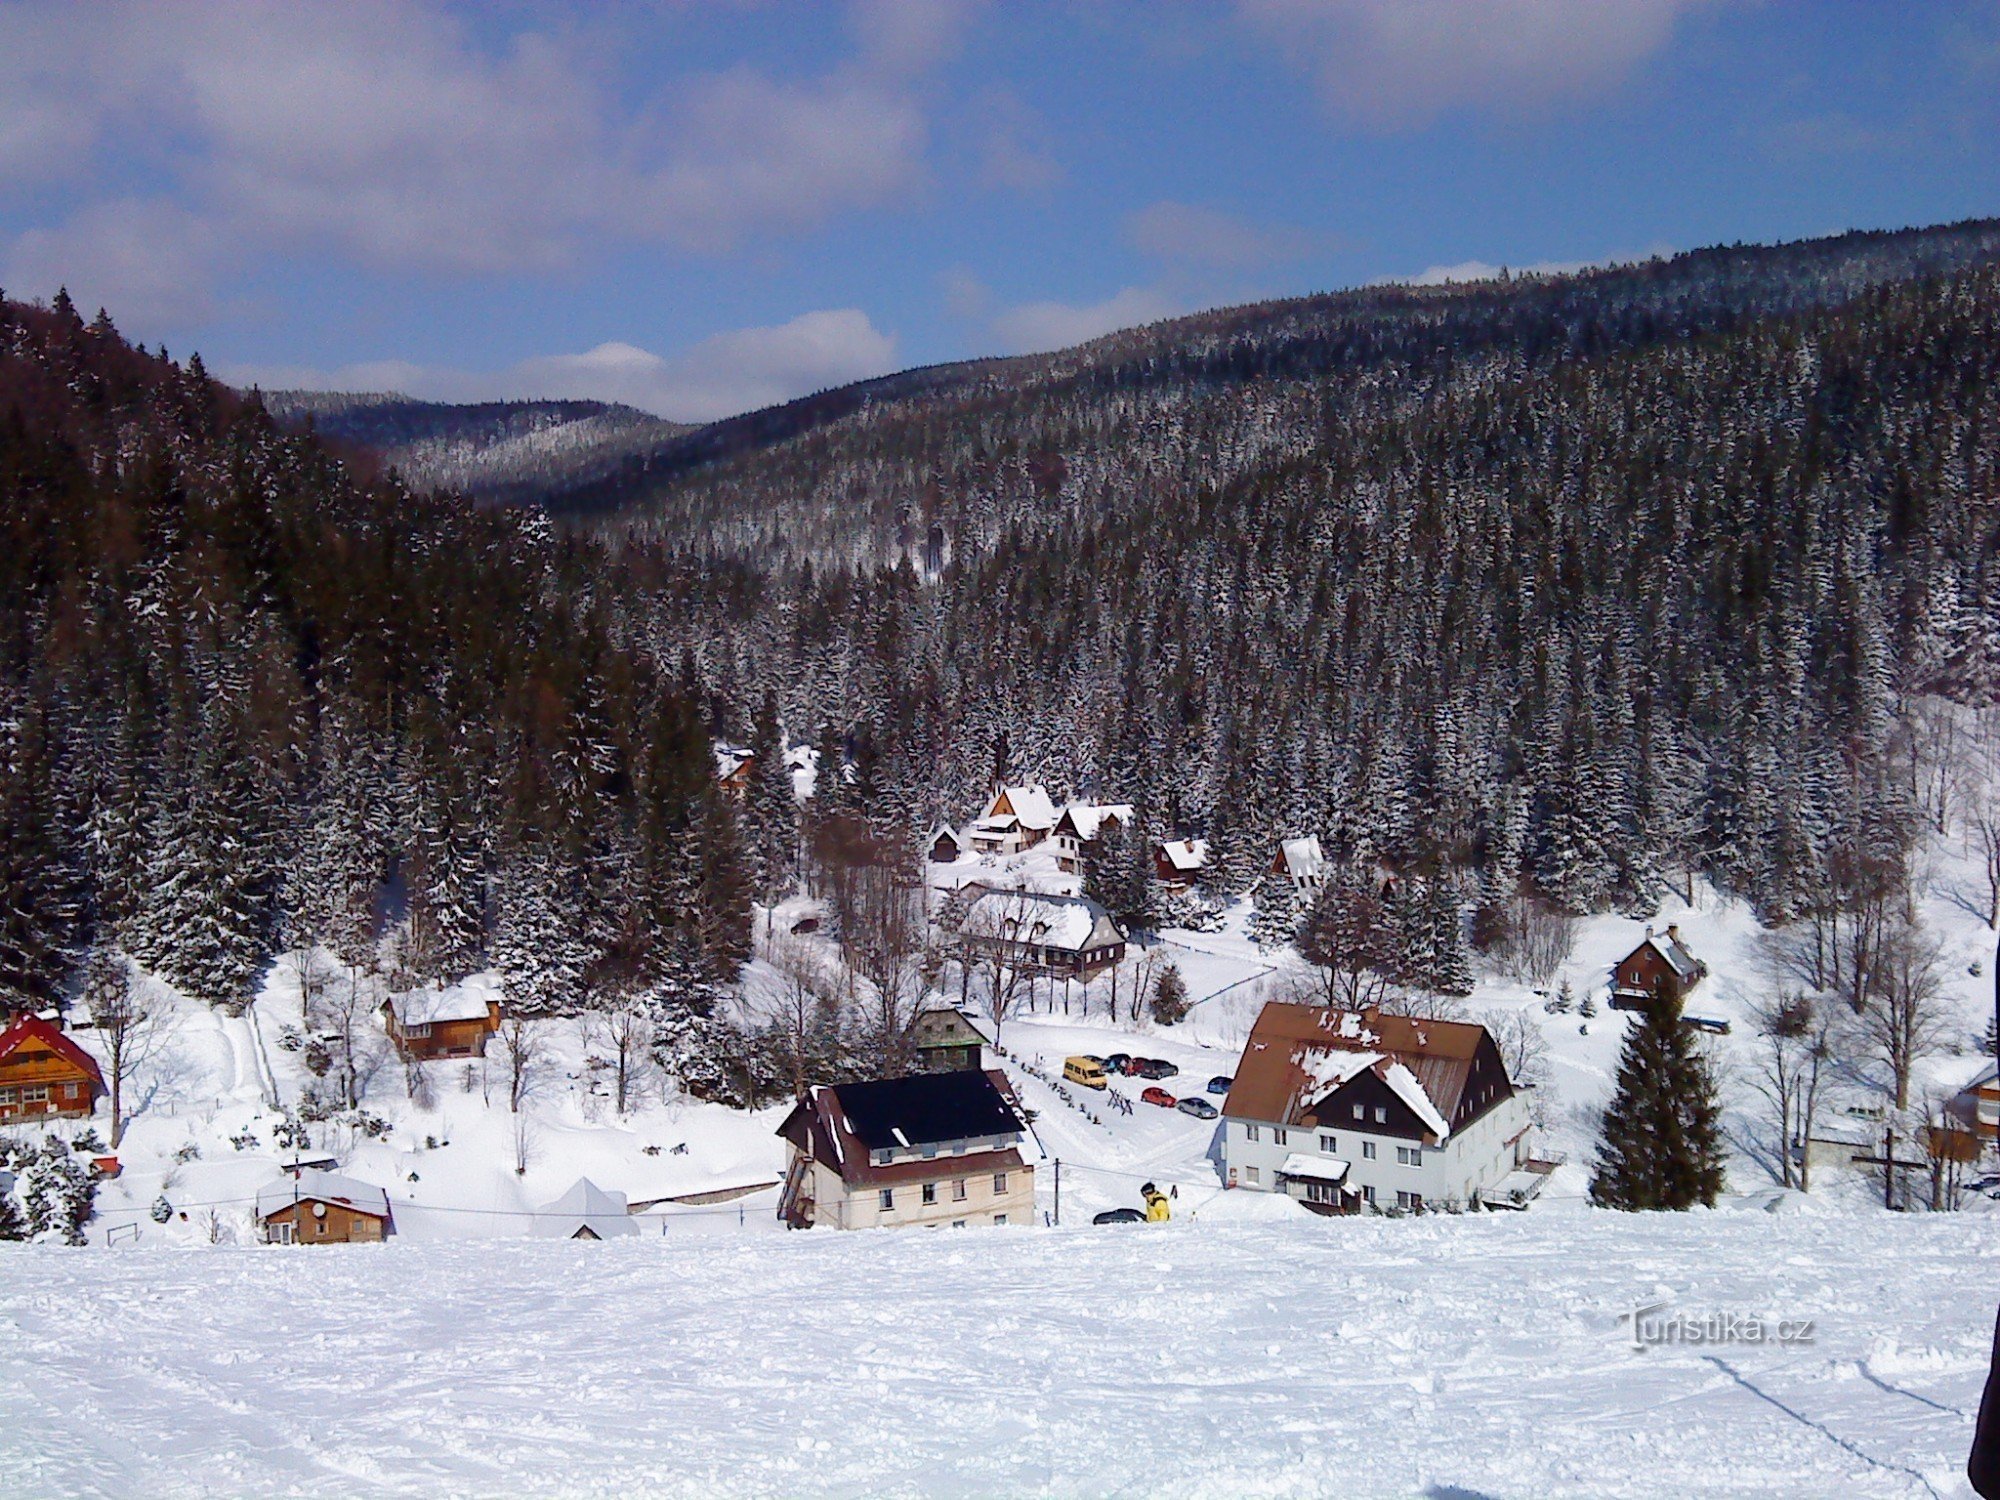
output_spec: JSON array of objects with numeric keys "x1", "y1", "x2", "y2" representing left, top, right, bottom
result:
[{"x1": 827, "y1": 1070, "x2": 1024, "y2": 1150}]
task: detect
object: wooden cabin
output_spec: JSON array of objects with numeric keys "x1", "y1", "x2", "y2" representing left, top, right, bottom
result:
[
  {"x1": 1049, "y1": 802, "x2": 1133, "y2": 874},
  {"x1": 927, "y1": 823, "x2": 964, "y2": 863},
  {"x1": 257, "y1": 1169, "x2": 391, "y2": 1244},
  {"x1": 1947, "y1": 1062, "x2": 2000, "y2": 1143},
  {"x1": 383, "y1": 981, "x2": 502, "y2": 1061},
  {"x1": 911, "y1": 1006, "x2": 989, "y2": 1073},
  {"x1": 968, "y1": 785, "x2": 1058, "y2": 854},
  {"x1": 954, "y1": 888, "x2": 1127, "y2": 977},
  {"x1": 714, "y1": 746, "x2": 755, "y2": 801},
  {"x1": 0, "y1": 1014, "x2": 104, "y2": 1123},
  {"x1": 1609, "y1": 924, "x2": 1706, "y2": 1006},
  {"x1": 1154, "y1": 838, "x2": 1209, "y2": 891}
]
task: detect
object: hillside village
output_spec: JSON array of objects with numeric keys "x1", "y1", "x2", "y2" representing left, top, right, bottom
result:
[{"x1": 9, "y1": 732, "x2": 2000, "y2": 1251}]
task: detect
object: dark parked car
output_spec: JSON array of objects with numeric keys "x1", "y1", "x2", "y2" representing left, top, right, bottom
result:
[
  {"x1": 1140, "y1": 1086, "x2": 1178, "y2": 1109},
  {"x1": 1116, "y1": 1055, "x2": 1146, "y2": 1076},
  {"x1": 1092, "y1": 1207, "x2": 1146, "y2": 1225},
  {"x1": 1206, "y1": 1075, "x2": 1233, "y2": 1096},
  {"x1": 1177, "y1": 1097, "x2": 1218, "y2": 1120},
  {"x1": 1104, "y1": 1053, "x2": 1132, "y2": 1075},
  {"x1": 1135, "y1": 1058, "x2": 1180, "y2": 1080}
]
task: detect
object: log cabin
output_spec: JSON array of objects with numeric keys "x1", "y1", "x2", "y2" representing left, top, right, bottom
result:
[
  {"x1": 257, "y1": 1169, "x2": 392, "y2": 1244},
  {"x1": 382, "y1": 980, "x2": 502, "y2": 1061},
  {"x1": 0, "y1": 1014, "x2": 104, "y2": 1123}
]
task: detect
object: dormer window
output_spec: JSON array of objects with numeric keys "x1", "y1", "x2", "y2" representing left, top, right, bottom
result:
[{"x1": 871, "y1": 1148, "x2": 892, "y2": 1166}]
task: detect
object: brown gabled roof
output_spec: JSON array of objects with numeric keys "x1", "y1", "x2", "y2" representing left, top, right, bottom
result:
[
  {"x1": 1224, "y1": 1002, "x2": 1495, "y2": 1140},
  {"x1": 0, "y1": 1014, "x2": 104, "y2": 1086}
]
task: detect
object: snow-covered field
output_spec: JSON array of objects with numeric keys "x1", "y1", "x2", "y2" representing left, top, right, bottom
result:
[
  {"x1": 4, "y1": 1199, "x2": 1994, "y2": 1497},
  {"x1": 12, "y1": 750, "x2": 2000, "y2": 1493}
]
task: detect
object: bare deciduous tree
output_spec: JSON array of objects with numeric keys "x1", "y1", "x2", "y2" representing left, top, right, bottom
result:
[
  {"x1": 954, "y1": 885, "x2": 1044, "y2": 1043},
  {"x1": 761, "y1": 933, "x2": 845, "y2": 1099},
  {"x1": 84, "y1": 949, "x2": 175, "y2": 1150},
  {"x1": 1746, "y1": 991, "x2": 1837, "y2": 1190},
  {"x1": 496, "y1": 1014, "x2": 546, "y2": 1114},
  {"x1": 1296, "y1": 875, "x2": 1398, "y2": 1009},
  {"x1": 305, "y1": 961, "x2": 386, "y2": 1109},
  {"x1": 839, "y1": 844, "x2": 930, "y2": 1071},
  {"x1": 1857, "y1": 920, "x2": 1954, "y2": 1111},
  {"x1": 1484, "y1": 1008, "x2": 1551, "y2": 1088},
  {"x1": 585, "y1": 1000, "x2": 656, "y2": 1116}
]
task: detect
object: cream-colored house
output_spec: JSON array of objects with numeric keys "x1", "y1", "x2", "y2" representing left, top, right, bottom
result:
[{"x1": 776, "y1": 1070, "x2": 1035, "y2": 1230}]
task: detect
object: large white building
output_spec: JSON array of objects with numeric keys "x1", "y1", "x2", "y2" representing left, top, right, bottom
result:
[{"x1": 1219, "y1": 1002, "x2": 1535, "y2": 1213}]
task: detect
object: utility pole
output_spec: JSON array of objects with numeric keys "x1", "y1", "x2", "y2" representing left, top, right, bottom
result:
[{"x1": 1053, "y1": 1158, "x2": 1061, "y2": 1227}]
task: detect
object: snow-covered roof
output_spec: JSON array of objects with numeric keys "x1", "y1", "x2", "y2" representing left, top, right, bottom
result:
[
  {"x1": 987, "y1": 784, "x2": 1058, "y2": 831},
  {"x1": 958, "y1": 889, "x2": 1123, "y2": 952},
  {"x1": 1277, "y1": 1152, "x2": 1351, "y2": 1182},
  {"x1": 1380, "y1": 1060, "x2": 1451, "y2": 1141},
  {"x1": 1159, "y1": 838, "x2": 1209, "y2": 871},
  {"x1": 256, "y1": 1169, "x2": 390, "y2": 1221},
  {"x1": 387, "y1": 976, "x2": 499, "y2": 1027},
  {"x1": 971, "y1": 814, "x2": 1019, "y2": 833},
  {"x1": 1056, "y1": 802, "x2": 1133, "y2": 841},
  {"x1": 714, "y1": 745, "x2": 753, "y2": 778},
  {"x1": 1278, "y1": 835, "x2": 1325, "y2": 880},
  {"x1": 535, "y1": 1177, "x2": 638, "y2": 1239}
]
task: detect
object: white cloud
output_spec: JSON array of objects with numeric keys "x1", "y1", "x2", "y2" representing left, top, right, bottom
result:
[
  {"x1": 1126, "y1": 200, "x2": 1321, "y2": 269},
  {"x1": 3, "y1": 198, "x2": 227, "y2": 328},
  {"x1": 0, "y1": 0, "x2": 958, "y2": 313},
  {"x1": 224, "y1": 309, "x2": 900, "y2": 424},
  {"x1": 990, "y1": 285, "x2": 1183, "y2": 354},
  {"x1": 1238, "y1": 0, "x2": 1716, "y2": 130}
]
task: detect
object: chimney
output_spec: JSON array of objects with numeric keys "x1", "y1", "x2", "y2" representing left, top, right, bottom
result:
[
  {"x1": 1666, "y1": 923, "x2": 1680, "y2": 944},
  {"x1": 1644, "y1": 924, "x2": 1653, "y2": 940}
]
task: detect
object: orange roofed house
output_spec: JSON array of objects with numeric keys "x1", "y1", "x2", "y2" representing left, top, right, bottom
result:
[
  {"x1": 1220, "y1": 1002, "x2": 1535, "y2": 1213},
  {"x1": 0, "y1": 1014, "x2": 104, "y2": 1123}
]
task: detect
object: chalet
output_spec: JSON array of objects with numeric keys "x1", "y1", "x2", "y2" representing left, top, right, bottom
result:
[
  {"x1": 257, "y1": 1169, "x2": 392, "y2": 1244},
  {"x1": 955, "y1": 888, "x2": 1127, "y2": 978},
  {"x1": 776, "y1": 1069, "x2": 1034, "y2": 1230},
  {"x1": 536, "y1": 1178, "x2": 639, "y2": 1239},
  {"x1": 1154, "y1": 838, "x2": 1209, "y2": 891},
  {"x1": 1220, "y1": 1002, "x2": 1534, "y2": 1214},
  {"x1": 968, "y1": 785, "x2": 1059, "y2": 854},
  {"x1": 383, "y1": 979, "x2": 502, "y2": 1061},
  {"x1": 714, "y1": 745, "x2": 755, "y2": 801},
  {"x1": 1609, "y1": 924, "x2": 1706, "y2": 1008},
  {"x1": 0, "y1": 1014, "x2": 104, "y2": 1123},
  {"x1": 927, "y1": 823, "x2": 964, "y2": 863},
  {"x1": 1049, "y1": 801, "x2": 1134, "y2": 874},
  {"x1": 1272, "y1": 835, "x2": 1328, "y2": 896},
  {"x1": 911, "y1": 1006, "x2": 990, "y2": 1073},
  {"x1": 1947, "y1": 1062, "x2": 2000, "y2": 1144}
]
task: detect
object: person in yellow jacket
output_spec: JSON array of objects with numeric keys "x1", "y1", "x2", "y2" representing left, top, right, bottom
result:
[{"x1": 1141, "y1": 1182, "x2": 1171, "y2": 1222}]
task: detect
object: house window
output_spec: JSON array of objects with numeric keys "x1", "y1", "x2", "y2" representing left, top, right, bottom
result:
[
  {"x1": 953, "y1": 1179, "x2": 967, "y2": 1202},
  {"x1": 922, "y1": 1143, "x2": 937, "y2": 1159},
  {"x1": 24, "y1": 1086, "x2": 49, "y2": 1104},
  {"x1": 1320, "y1": 1134, "x2": 1337, "y2": 1153},
  {"x1": 922, "y1": 1183, "x2": 937, "y2": 1205},
  {"x1": 879, "y1": 1188, "x2": 894, "y2": 1211},
  {"x1": 405, "y1": 1022, "x2": 431, "y2": 1038},
  {"x1": 1245, "y1": 1123, "x2": 1261, "y2": 1142},
  {"x1": 1352, "y1": 1104, "x2": 1364, "y2": 1121},
  {"x1": 1373, "y1": 1107, "x2": 1386, "y2": 1123},
  {"x1": 1361, "y1": 1185, "x2": 1376, "y2": 1205},
  {"x1": 0, "y1": 1087, "x2": 14, "y2": 1104},
  {"x1": 1361, "y1": 1142, "x2": 1377, "y2": 1160},
  {"x1": 993, "y1": 1214, "x2": 1008, "y2": 1226},
  {"x1": 1397, "y1": 1191, "x2": 1423, "y2": 1211},
  {"x1": 1397, "y1": 1146, "x2": 1422, "y2": 1166},
  {"x1": 1304, "y1": 1179, "x2": 1339, "y2": 1205},
  {"x1": 992, "y1": 1172, "x2": 1009, "y2": 1194},
  {"x1": 952, "y1": 1220, "x2": 967, "y2": 1229},
  {"x1": 1272, "y1": 1128, "x2": 1288, "y2": 1146},
  {"x1": 1245, "y1": 1166, "x2": 1260, "y2": 1184},
  {"x1": 871, "y1": 1148, "x2": 892, "y2": 1166}
]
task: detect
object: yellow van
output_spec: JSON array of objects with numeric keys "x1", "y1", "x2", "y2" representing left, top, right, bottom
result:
[{"x1": 1064, "y1": 1056, "x2": 1109, "y2": 1090}]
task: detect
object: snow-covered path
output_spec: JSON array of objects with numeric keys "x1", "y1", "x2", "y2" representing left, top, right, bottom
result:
[{"x1": 6, "y1": 1203, "x2": 1993, "y2": 1497}]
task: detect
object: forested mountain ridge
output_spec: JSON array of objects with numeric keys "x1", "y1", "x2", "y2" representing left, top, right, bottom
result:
[
  {"x1": 582, "y1": 220, "x2": 2000, "y2": 938},
  {"x1": 260, "y1": 389, "x2": 689, "y2": 509},
  {"x1": 0, "y1": 292, "x2": 750, "y2": 1093}
]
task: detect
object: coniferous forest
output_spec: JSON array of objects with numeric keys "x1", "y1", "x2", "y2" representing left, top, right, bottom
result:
[{"x1": 7, "y1": 219, "x2": 2000, "y2": 1097}]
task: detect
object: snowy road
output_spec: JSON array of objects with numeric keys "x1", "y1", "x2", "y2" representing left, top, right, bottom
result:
[{"x1": 4, "y1": 1204, "x2": 1993, "y2": 1498}]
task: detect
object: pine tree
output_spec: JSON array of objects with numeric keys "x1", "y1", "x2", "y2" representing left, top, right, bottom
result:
[
  {"x1": 1150, "y1": 961, "x2": 1190, "y2": 1025},
  {"x1": 741, "y1": 690, "x2": 799, "y2": 903},
  {"x1": 1244, "y1": 868, "x2": 1300, "y2": 950},
  {"x1": 1590, "y1": 974, "x2": 1726, "y2": 1210}
]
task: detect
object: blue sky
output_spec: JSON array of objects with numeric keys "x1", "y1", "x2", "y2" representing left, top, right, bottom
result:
[{"x1": 2, "y1": 1, "x2": 1996, "y2": 421}]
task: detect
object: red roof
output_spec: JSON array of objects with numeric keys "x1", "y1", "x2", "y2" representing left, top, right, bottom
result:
[{"x1": 0, "y1": 1013, "x2": 105, "y2": 1086}]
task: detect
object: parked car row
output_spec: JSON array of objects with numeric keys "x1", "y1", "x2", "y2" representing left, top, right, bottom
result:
[{"x1": 1083, "y1": 1053, "x2": 1180, "y2": 1080}]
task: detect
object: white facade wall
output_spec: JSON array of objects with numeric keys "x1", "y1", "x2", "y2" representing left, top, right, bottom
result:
[
  {"x1": 796, "y1": 1150, "x2": 1034, "y2": 1230},
  {"x1": 1221, "y1": 1094, "x2": 1531, "y2": 1210}
]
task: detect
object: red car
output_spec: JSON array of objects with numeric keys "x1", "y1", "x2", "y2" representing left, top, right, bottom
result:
[{"x1": 1141, "y1": 1086, "x2": 1178, "y2": 1109}]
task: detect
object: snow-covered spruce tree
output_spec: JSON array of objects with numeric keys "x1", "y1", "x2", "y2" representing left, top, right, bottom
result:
[
  {"x1": 0, "y1": 1177, "x2": 25, "y2": 1241},
  {"x1": 19, "y1": 1136, "x2": 96, "y2": 1245},
  {"x1": 1150, "y1": 961, "x2": 1190, "y2": 1025},
  {"x1": 742, "y1": 690, "x2": 799, "y2": 902},
  {"x1": 1393, "y1": 876, "x2": 1474, "y2": 996},
  {"x1": 1590, "y1": 973, "x2": 1725, "y2": 1210},
  {"x1": 1244, "y1": 868, "x2": 1300, "y2": 950}
]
